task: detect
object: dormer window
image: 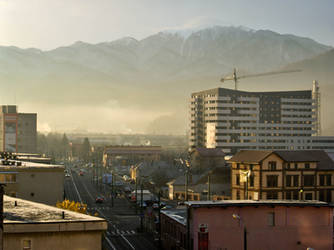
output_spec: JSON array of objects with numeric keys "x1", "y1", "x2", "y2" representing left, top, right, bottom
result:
[
  {"x1": 268, "y1": 161, "x2": 277, "y2": 170},
  {"x1": 305, "y1": 163, "x2": 310, "y2": 169}
]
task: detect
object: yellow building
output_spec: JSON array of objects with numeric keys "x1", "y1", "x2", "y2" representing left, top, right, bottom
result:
[
  {"x1": 3, "y1": 195, "x2": 107, "y2": 250},
  {"x1": 229, "y1": 150, "x2": 334, "y2": 201}
]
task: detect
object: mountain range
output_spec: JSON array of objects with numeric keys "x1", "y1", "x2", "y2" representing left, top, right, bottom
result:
[{"x1": 0, "y1": 26, "x2": 332, "y2": 134}]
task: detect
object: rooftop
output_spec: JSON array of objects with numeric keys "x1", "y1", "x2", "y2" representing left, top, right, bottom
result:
[
  {"x1": 0, "y1": 160, "x2": 63, "y2": 170},
  {"x1": 161, "y1": 209, "x2": 187, "y2": 226},
  {"x1": 229, "y1": 150, "x2": 334, "y2": 170},
  {"x1": 186, "y1": 200, "x2": 333, "y2": 208},
  {"x1": 4, "y1": 195, "x2": 104, "y2": 223}
]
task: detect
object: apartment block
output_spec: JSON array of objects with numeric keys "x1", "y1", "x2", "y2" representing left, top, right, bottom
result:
[
  {"x1": 0, "y1": 105, "x2": 37, "y2": 153},
  {"x1": 229, "y1": 150, "x2": 334, "y2": 202},
  {"x1": 189, "y1": 83, "x2": 322, "y2": 154}
]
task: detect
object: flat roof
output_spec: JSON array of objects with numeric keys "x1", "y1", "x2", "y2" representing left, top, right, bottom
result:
[
  {"x1": 0, "y1": 160, "x2": 63, "y2": 170},
  {"x1": 4, "y1": 195, "x2": 105, "y2": 223},
  {"x1": 186, "y1": 200, "x2": 333, "y2": 208},
  {"x1": 161, "y1": 209, "x2": 187, "y2": 226}
]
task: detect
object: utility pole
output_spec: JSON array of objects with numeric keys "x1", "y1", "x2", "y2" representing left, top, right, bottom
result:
[
  {"x1": 135, "y1": 177, "x2": 138, "y2": 214},
  {"x1": 140, "y1": 180, "x2": 143, "y2": 232},
  {"x1": 111, "y1": 171, "x2": 114, "y2": 207},
  {"x1": 207, "y1": 174, "x2": 211, "y2": 200}
]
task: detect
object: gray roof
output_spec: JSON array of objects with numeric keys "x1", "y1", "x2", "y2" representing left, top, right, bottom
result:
[
  {"x1": 229, "y1": 150, "x2": 334, "y2": 170},
  {"x1": 229, "y1": 150, "x2": 273, "y2": 163},
  {"x1": 161, "y1": 209, "x2": 187, "y2": 225}
]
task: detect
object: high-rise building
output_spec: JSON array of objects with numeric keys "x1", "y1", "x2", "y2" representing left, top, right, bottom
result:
[
  {"x1": 0, "y1": 105, "x2": 37, "y2": 153},
  {"x1": 189, "y1": 83, "x2": 321, "y2": 154}
]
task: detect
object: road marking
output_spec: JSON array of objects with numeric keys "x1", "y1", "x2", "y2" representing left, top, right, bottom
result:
[
  {"x1": 120, "y1": 234, "x2": 135, "y2": 250},
  {"x1": 76, "y1": 173, "x2": 135, "y2": 250},
  {"x1": 70, "y1": 170, "x2": 83, "y2": 204},
  {"x1": 105, "y1": 236, "x2": 117, "y2": 250}
]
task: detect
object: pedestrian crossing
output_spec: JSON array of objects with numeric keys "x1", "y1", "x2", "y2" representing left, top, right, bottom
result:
[
  {"x1": 87, "y1": 207, "x2": 112, "y2": 210},
  {"x1": 107, "y1": 230, "x2": 136, "y2": 236}
]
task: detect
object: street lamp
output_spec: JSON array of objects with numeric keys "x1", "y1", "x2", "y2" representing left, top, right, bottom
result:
[{"x1": 232, "y1": 214, "x2": 247, "y2": 250}]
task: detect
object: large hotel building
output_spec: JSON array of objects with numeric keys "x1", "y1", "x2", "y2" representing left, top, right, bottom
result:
[{"x1": 189, "y1": 81, "x2": 334, "y2": 154}]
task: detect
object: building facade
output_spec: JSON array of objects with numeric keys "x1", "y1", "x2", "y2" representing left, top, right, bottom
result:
[
  {"x1": 0, "y1": 159, "x2": 64, "y2": 205},
  {"x1": 189, "y1": 83, "x2": 322, "y2": 154},
  {"x1": 103, "y1": 145, "x2": 162, "y2": 167},
  {"x1": 229, "y1": 150, "x2": 334, "y2": 202},
  {"x1": 3, "y1": 195, "x2": 107, "y2": 250},
  {"x1": 186, "y1": 200, "x2": 333, "y2": 250},
  {"x1": 0, "y1": 105, "x2": 37, "y2": 153}
]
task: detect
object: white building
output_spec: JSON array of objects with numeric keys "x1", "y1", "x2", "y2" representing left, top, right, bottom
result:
[{"x1": 189, "y1": 81, "x2": 334, "y2": 154}]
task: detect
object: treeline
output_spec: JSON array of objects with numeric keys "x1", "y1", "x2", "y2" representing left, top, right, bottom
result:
[{"x1": 37, "y1": 133, "x2": 91, "y2": 161}]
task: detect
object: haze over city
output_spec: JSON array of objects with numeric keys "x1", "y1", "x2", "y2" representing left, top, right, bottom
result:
[{"x1": 1, "y1": 0, "x2": 333, "y2": 135}]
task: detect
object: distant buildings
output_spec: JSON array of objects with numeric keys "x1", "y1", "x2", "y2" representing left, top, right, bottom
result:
[
  {"x1": 229, "y1": 150, "x2": 334, "y2": 202},
  {"x1": 0, "y1": 105, "x2": 37, "y2": 153},
  {"x1": 189, "y1": 82, "x2": 334, "y2": 154},
  {"x1": 0, "y1": 158, "x2": 64, "y2": 205},
  {"x1": 189, "y1": 148, "x2": 225, "y2": 173},
  {"x1": 161, "y1": 200, "x2": 333, "y2": 250},
  {"x1": 3, "y1": 195, "x2": 107, "y2": 250},
  {"x1": 167, "y1": 167, "x2": 231, "y2": 201},
  {"x1": 103, "y1": 145, "x2": 162, "y2": 167}
]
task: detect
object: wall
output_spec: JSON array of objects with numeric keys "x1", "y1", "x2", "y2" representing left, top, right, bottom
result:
[
  {"x1": 4, "y1": 230, "x2": 103, "y2": 250},
  {"x1": 191, "y1": 206, "x2": 333, "y2": 250}
]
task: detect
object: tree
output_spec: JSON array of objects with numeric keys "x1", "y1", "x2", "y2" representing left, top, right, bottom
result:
[
  {"x1": 81, "y1": 137, "x2": 91, "y2": 162},
  {"x1": 61, "y1": 133, "x2": 70, "y2": 160}
]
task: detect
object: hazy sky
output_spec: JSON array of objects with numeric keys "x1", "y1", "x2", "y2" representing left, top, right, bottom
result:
[{"x1": 1, "y1": 0, "x2": 333, "y2": 50}]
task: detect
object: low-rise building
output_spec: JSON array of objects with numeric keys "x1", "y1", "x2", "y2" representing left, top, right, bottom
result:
[
  {"x1": 0, "y1": 159, "x2": 64, "y2": 205},
  {"x1": 161, "y1": 200, "x2": 333, "y2": 250},
  {"x1": 189, "y1": 148, "x2": 225, "y2": 173},
  {"x1": 229, "y1": 150, "x2": 334, "y2": 201},
  {"x1": 3, "y1": 195, "x2": 107, "y2": 250},
  {"x1": 103, "y1": 145, "x2": 161, "y2": 168},
  {"x1": 167, "y1": 167, "x2": 231, "y2": 201}
]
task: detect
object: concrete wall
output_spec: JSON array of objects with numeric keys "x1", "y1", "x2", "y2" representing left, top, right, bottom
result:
[{"x1": 191, "y1": 206, "x2": 333, "y2": 250}]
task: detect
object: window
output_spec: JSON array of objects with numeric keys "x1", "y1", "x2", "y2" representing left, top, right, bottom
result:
[
  {"x1": 236, "y1": 163, "x2": 240, "y2": 169},
  {"x1": 286, "y1": 191, "x2": 291, "y2": 199},
  {"x1": 305, "y1": 193, "x2": 313, "y2": 200},
  {"x1": 268, "y1": 161, "x2": 277, "y2": 170},
  {"x1": 236, "y1": 190, "x2": 240, "y2": 200},
  {"x1": 305, "y1": 163, "x2": 310, "y2": 169},
  {"x1": 303, "y1": 175, "x2": 315, "y2": 186},
  {"x1": 327, "y1": 175, "x2": 332, "y2": 186},
  {"x1": 294, "y1": 163, "x2": 298, "y2": 169},
  {"x1": 267, "y1": 212, "x2": 275, "y2": 226},
  {"x1": 293, "y1": 175, "x2": 299, "y2": 187},
  {"x1": 236, "y1": 175, "x2": 240, "y2": 185},
  {"x1": 319, "y1": 174, "x2": 332, "y2": 186},
  {"x1": 249, "y1": 175, "x2": 254, "y2": 187},
  {"x1": 267, "y1": 191, "x2": 278, "y2": 199},
  {"x1": 286, "y1": 175, "x2": 292, "y2": 187},
  {"x1": 23, "y1": 240, "x2": 31, "y2": 250},
  {"x1": 293, "y1": 191, "x2": 299, "y2": 200},
  {"x1": 267, "y1": 175, "x2": 278, "y2": 187}
]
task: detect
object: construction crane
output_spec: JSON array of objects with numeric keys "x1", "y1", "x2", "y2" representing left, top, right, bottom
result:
[{"x1": 220, "y1": 68, "x2": 302, "y2": 90}]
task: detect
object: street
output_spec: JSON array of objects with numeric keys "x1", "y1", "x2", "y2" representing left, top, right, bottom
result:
[{"x1": 64, "y1": 167, "x2": 158, "y2": 250}]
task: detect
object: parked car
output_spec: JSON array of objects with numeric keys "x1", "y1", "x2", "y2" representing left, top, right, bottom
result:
[
  {"x1": 95, "y1": 197, "x2": 104, "y2": 203},
  {"x1": 65, "y1": 173, "x2": 71, "y2": 178},
  {"x1": 79, "y1": 171, "x2": 84, "y2": 176}
]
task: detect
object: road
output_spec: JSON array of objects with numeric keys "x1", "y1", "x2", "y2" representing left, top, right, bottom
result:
[{"x1": 64, "y1": 168, "x2": 158, "y2": 250}]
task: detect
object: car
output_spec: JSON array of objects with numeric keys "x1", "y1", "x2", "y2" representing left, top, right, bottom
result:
[
  {"x1": 161, "y1": 205, "x2": 173, "y2": 210},
  {"x1": 65, "y1": 173, "x2": 71, "y2": 178},
  {"x1": 95, "y1": 197, "x2": 104, "y2": 203},
  {"x1": 152, "y1": 203, "x2": 159, "y2": 209},
  {"x1": 79, "y1": 171, "x2": 84, "y2": 176}
]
